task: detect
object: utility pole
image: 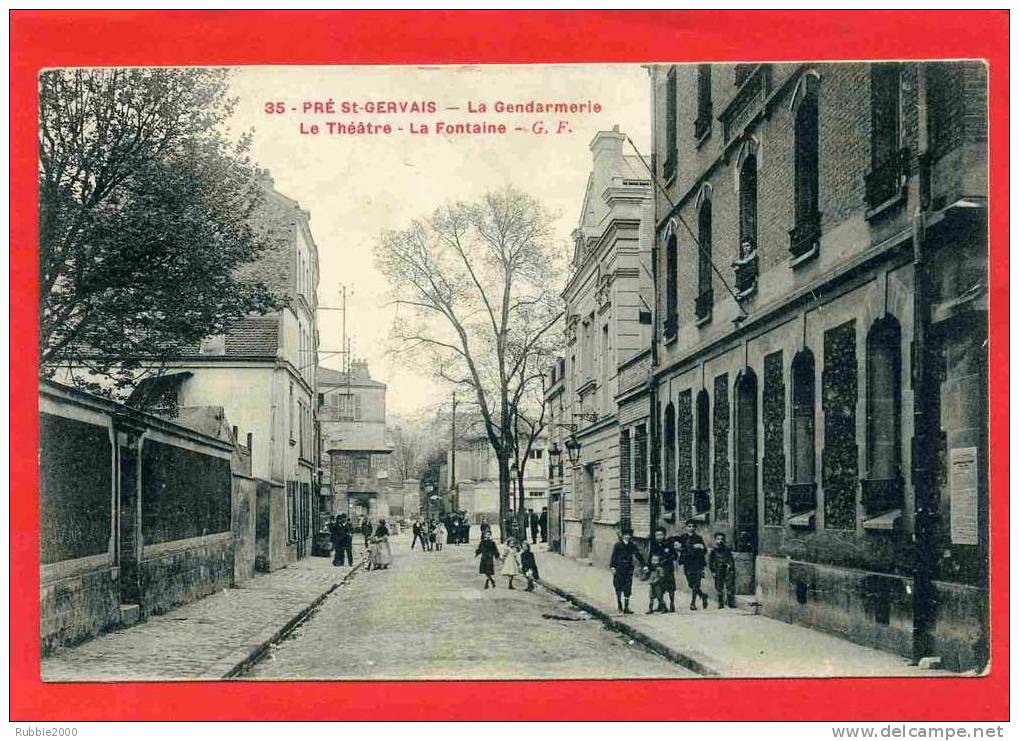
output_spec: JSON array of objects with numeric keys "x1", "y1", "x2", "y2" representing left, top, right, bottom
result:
[{"x1": 450, "y1": 392, "x2": 457, "y2": 513}]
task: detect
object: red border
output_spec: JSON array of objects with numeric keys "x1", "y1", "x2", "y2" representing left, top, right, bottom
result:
[{"x1": 10, "y1": 10, "x2": 1009, "y2": 721}]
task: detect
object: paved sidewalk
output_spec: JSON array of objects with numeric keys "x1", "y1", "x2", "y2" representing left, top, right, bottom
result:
[
  {"x1": 534, "y1": 549, "x2": 947, "y2": 678},
  {"x1": 42, "y1": 555, "x2": 358, "y2": 681}
]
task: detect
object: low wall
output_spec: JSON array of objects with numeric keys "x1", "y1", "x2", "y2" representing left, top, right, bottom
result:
[
  {"x1": 756, "y1": 555, "x2": 987, "y2": 672},
  {"x1": 40, "y1": 561, "x2": 121, "y2": 654},
  {"x1": 138, "y1": 533, "x2": 234, "y2": 617}
]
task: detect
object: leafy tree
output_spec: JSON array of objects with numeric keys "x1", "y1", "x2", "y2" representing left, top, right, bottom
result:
[
  {"x1": 375, "y1": 186, "x2": 563, "y2": 538},
  {"x1": 38, "y1": 68, "x2": 284, "y2": 399}
]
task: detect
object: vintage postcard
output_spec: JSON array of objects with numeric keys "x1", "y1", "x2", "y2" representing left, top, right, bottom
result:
[{"x1": 12, "y1": 10, "x2": 1008, "y2": 723}]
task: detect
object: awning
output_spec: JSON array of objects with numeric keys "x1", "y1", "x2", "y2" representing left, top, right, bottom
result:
[{"x1": 863, "y1": 509, "x2": 903, "y2": 532}]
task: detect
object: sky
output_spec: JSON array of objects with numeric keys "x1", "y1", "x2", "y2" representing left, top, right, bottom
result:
[{"x1": 228, "y1": 64, "x2": 650, "y2": 418}]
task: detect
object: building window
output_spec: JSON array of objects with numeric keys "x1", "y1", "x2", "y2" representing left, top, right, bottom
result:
[
  {"x1": 619, "y1": 428, "x2": 632, "y2": 529},
  {"x1": 288, "y1": 382, "x2": 295, "y2": 443},
  {"x1": 734, "y1": 144, "x2": 760, "y2": 297},
  {"x1": 694, "y1": 389, "x2": 710, "y2": 515},
  {"x1": 790, "y1": 72, "x2": 821, "y2": 260},
  {"x1": 866, "y1": 63, "x2": 907, "y2": 210},
  {"x1": 694, "y1": 64, "x2": 712, "y2": 141},
  {"x1": 663, "y1": 401, "x2": 676, "y2": 497},
  {"x1": 925, "y1": 61, "x2": 965, "y2": 158},
  {"x1": 738, "y1": 153, "x2": 758, "y2": 257},
  {"x1": 634, "y1": 424, "x2": 648, "y2": 491},
  {"x1": 695, "y1": 193, "x2": 713, "y2": 321},
  {"x1": 601, "y1": 323, "x2": 611, "y2": 412},
  {"x1": 863, "y1": 316, "x2": 903, "y2": 515},
  {"x1": 665, "y1": 233, "x2": 678, "y2": 338},
  {"x1": 664, "y1": 67, "x2": 678, "y2": 181}
]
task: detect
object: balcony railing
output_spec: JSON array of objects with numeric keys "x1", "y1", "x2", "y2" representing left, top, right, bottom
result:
[
  {"x1": 860, "y1": 475, "x2": 904, "y2": 515},
  {"x1": 789, "y1": 212, "x2": 821, "y2": 260},
  {"x1": 694, "y1": 288, "x2": 713, "y2": 322},
  {"x1": 865, "y1": 147, "x2": 911, "y2": 210},
  {"x1": 663, "y1": 313, "x2": 678, "y2": 340},
  {"x1": 785, "y1": 482, "x2": 818, "y2": 514},
  {"x1": 732, "y1": 245, "x2": 759, "y2": 297}
]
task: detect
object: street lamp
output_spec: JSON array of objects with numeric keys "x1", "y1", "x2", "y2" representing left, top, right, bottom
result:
[
  {"x1": 564, "y1": 435, "x2": 582, "y2": 467},
  {"x1": 547, "y1": 441, "x2": 562, "y2": 469}
]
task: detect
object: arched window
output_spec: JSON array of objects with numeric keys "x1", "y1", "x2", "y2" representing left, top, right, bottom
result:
[
  {"x1": 663, "y1": 402, "x2": 677, "y2": 518},
  {"x1": 791, "y1": 349, "x2": 816, "y2": 485},
  {"x1": 791, "y1": 72, "x2": 820, "y2": 259},
  {"x1": 694, "y1": 388, "x2": 710, "y2": 514},
  {"x1": 866, "y1": 316, "x2": 902, "y2": 481},
  {"x1": 665, "y1": 232, "x2": 678, "y2": 337},
  {"x1": 664, "y1": 402, "x2": 676, "y2": 491},
  {"x1": 696, "y1": 192, "x2": 713, "y2": 320},
  {"x1": 739, "y1": 154, "x2": 758, "y2": 257}
]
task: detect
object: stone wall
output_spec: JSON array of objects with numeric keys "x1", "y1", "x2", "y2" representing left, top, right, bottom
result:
[
  {"x1": 138, "y1": 535, "x2": 234, "y2": 618},
  {"x1": 40, "y1": 566, "x2": 120, "y2": 654}
]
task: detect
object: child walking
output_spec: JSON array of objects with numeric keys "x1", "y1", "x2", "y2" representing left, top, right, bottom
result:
[
  {"x1": 646, "y1": 554, "x2": 668, "y2": 614},
  {"x1": 520, "y1": 541, "x2": 540, "y2": 591},
  {"x1": 708, "y1": 532, "x2": 737, "y2": 608},
  {"x1": 609, "y1": 528, "x2": 646, "y2": 615},
  {"x1": 500, "y1": 538, "x2": 522, "y2": 590},
  {"x1": 475, "y1": 533, "x2": 499, "y2": 589},
  {"x1": 435, "y1": 521, "x2": 446, "y2": 551}
]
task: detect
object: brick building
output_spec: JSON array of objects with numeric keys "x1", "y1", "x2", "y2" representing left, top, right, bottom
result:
[
  {"x1": 648, "y1": 61, "x2": 987, "y2": 670},
  {"x1": 545, "y1": 126, "x2": 654, "y2": 567}
]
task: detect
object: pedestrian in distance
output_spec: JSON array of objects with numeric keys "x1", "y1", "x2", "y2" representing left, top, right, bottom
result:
[
  {"x1": 460, "y1": 513, "x2": 471, "y2": 544},
  {"x1": 676, "y1": 519, "x2": 710, "y2": 610},
  {"x1": 609, "y1": 528, "x2": 646, "y2": 615},
  {"x1": 648, "y1": 526, "x2": 676, "y2": 612},
  {"x1": 411, "y1": 519, "x2": 424, "y2": 551},
  {"x1": 435, "y1": 521, "x2": 447, "y2": 551},
  {"x1": 646, "y1": 554, "x2": 668, "y2": 614},
  {"x1": 427, "y1": 520, "x2": 437, "y2": 551},
  {"x1": 476, "y1": 533, "x2": 499, "y2": 589},
  {"x1": 520, "y1": 541, "x2": 540, "y2": 591},
  {"x1": 708, "y1": 532, "x2": 738, "y2": 609},
  {"x1": 333, "y1": 514, "x2": 354, "y2": 567},
  {"x1": 528, "y1": 508, "x2": 539, "y2": 545},
  {"x1": 479, "y1": 517, "x2": 491, "y2": 540},
  {"x1": 361, "y1": 517, "x2": 373, "y2": 549},
  {"x1": 500, "y1": 538, "x2": 522, "y2": 590},
  {"x1": 538, "y1": 507, "x2": 548, "y2": 543}
]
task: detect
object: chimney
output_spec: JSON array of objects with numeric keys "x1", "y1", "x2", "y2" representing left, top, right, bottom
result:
[
  {"x1": 590, "y1": 124, "x2": 625, "y2": 165},
  {"x1": 232, "y1": 425, "x2": 238, "y2": 443},
  {"x1": 247, "y1": 432, "x2": 253, "y2": 451}
]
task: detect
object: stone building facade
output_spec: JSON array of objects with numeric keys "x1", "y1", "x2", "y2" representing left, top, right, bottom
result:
[
  {"x1": 547, "y1": 126, "x2": 654, "y2": 567},
  {"x1": 319, "y1": 361, "x2": 394, "y2": 521},
  {"x1": 649, "y1": 61, "x2": 987, "y2": 670},
  {"x1": 449, "y1": 433, "x2": 550, "y2": 525}
]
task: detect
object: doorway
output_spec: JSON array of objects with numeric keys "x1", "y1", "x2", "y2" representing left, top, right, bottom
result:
[
  {"x1": 734, "y1": 369, "x2": 759, "y2": 592},
  {"x1": 580, "y1": 464, "x2": 596, "y2": 557}
]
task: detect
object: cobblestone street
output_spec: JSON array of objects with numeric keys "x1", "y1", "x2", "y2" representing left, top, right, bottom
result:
[{"x1": 246, "y1": 534, "x2": 694, "y2": 680}]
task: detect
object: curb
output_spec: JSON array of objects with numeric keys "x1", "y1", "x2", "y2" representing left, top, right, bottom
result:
[
  {"x1": 537, "y1": 578, "x2": 723, "y2": 677},
  {"x1": 219, "y1": 563, "x2": 363, "y2": 678}
]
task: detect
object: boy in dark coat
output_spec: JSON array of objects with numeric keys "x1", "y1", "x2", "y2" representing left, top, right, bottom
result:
[
  {"x1": 676, "y1": 519, "x2": 710, "y2": 610},
  {"x1": 708, "y1": 532, "x2": 737, "y2": 608},
  {"x1": 332, "y1": 515, "x2": 354, "y2": 566},
  {"x1": 538, "y1": 507, "x2": 548, "y2": 542},
  {"x1": 475, "y1": 533, "x2": 499, "y2": 589},
  {"x1": 646, "y1": 554, "x2": 667, "y2": 614},
  {"x1": 609, "y1": 528, "x2": 646, "y2": 615},
  {"x1": 411, "y1": 520, "x2": 423, "y2": 550},
  {"x1": 648, "y1": 526, "x2": 677, "y2": 612}
]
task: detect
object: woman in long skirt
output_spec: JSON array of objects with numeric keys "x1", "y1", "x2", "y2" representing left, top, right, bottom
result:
[
  {"x1": 373, "y1": 519, "x2": 392, "y2": 569},
  {"x1": 475, "y1": 533, "x2": 499, "y2": 589}
]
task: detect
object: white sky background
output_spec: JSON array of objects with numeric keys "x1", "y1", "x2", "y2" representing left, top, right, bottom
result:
[{"x1": 228, "y1": 65, "x2": 650, "y2": 419}]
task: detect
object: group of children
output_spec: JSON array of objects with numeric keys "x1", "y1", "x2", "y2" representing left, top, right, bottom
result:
[
  {"x1": 411, "y1": 518, "x2": 447, "y2": 552},
  {"x1": 610, "y1": 520, "x2": 736, "y2": 616},
  {"x1": 475, "y1": 535, "x2": 540, "y2": 591}
]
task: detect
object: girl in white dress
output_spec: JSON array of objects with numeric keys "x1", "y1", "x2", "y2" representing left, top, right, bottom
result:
[{"x1": 500, "y1": 538, "x2": 522, "y2": 589}]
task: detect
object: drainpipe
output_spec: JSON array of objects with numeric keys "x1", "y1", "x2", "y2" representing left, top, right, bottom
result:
[
  {"x1": 647, "y1": 65, "x2": 661, "y2": 534},
  {"x1": 911, "y1": 63, "x2": 938, "y2": 664}
]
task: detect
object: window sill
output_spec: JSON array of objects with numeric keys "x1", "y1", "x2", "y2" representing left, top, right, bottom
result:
[
  {"x1": 694, "y1": 312, "x2": 711, "y2": 327},
  {"x1": 694, "y1": 126, "x2": 711, "y2": 149},
  {"x1": 862, "y1": 509, "x2": 903, "y2": 532},
  {"x1": 788, "y1": 510, "x2": 816, "y2": 530},
  {"x1": 691, "y1": 511, "x2": 711, "y2": 524},
  {"x1": 864, "y1": 188, "x2": 906, "y2": 221},
  {"x1": 789, "y1": 242, "x2": 819, "y2": 268},
  {"x1": 663, "y1": 331, "x2": 679, "y2": 346}
]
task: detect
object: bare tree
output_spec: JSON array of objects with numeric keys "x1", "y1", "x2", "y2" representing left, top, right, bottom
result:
[{"x1": 375, "y1": 186, "x2": 564, "y2": 538}]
